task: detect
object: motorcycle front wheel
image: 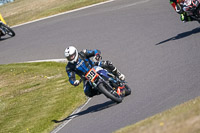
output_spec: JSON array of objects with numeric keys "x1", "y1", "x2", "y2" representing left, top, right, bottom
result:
[
  {"x1": 124, "y1": 84, "x2": 131, "y2": 96},
  {"x1": 98, "y1": 82, "x2": 122, "y2": 103},
  {"x1": 1, "y1": 23, "x2": 15, "y2": 37}
]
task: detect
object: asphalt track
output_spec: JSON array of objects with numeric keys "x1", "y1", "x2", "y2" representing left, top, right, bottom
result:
[{"x1": 1, "y1": 0, "x2": 200, "y2": 133}]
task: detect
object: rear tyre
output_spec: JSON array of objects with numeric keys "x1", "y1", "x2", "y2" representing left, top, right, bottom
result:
[{"x1": 98, "y1": 83, "x2": 122, "y2": 103}]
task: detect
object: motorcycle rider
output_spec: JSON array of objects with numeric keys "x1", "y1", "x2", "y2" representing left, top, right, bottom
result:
[
  {"x1": 64, "y1": 46, "x2": 125, "y2": 97},
  {"x1": 0, "y1": 13, "x2": 6, "y2": 37},
  {"x1": 0, "y1": 22, "x2": 3, "y2": 37},
  {"x1": 170, "y1": 0, "x2": 194, "y2": 22},
  {"x1": 0, "y1": 22, "x2": 5, "y2": 37}
]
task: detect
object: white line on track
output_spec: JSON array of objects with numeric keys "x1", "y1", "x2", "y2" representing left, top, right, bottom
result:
[
  {"x1": 12, "y1": 0, "x2": 115, "y2": 28},
  {"x1": 26, "y1": 59, "x2": 67, "y2": 63},
  {"x1": 11, "y1": 0, "x2": 151, "y2": 28},
  {"x1": 51, "y1": 98, "x2": 92, "y2": 133},
  {"x1": 121, "y1": 0, "x2": 150, "y2": 8},
  {"x1": 27, "y1": 58, "x2": 92, "y2": 133},
  {"x1": 104, "y1": 0, "x2": 150, "y2": 12},
  {"x1": 17, "y1": 0, "x2": 151, "y2": 132}
]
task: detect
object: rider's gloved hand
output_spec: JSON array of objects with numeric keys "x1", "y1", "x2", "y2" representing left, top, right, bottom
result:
[
  {"x1": 119, "y1": 74, "x2": 125, "y2": 81},
  {"x1": 94, "y1": 53, "x2": 102, "y2": 62},
  {"x1": 73, "y1": 80, "x2": 80, "y2": 86}
]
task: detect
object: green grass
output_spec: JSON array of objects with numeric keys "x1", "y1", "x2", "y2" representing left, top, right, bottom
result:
[
  {"x1": 114, "y1": 96, "x2": 200, "y2": 133},
  {"x1": 0, "y1": 0, "x2": 107, "y2": 26},
  {"x1": 0, "y1": 62, "x2": 86, "y2": 133}
]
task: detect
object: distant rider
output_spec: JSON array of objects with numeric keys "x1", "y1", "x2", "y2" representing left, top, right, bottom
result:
[
  {"x1": 0, "y1": 13, "x2": 6, "y2": 37},
  {"x1": 170, "y1": 0, "x2": 195, "y2": 22},
  {"x1": 64, "y1": 46, "x2": 125, "y2": 97}
]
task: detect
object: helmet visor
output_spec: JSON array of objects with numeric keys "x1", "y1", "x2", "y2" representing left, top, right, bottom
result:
[{"x1": 67, "y1": 50, "x2": 77, "y2": 61}]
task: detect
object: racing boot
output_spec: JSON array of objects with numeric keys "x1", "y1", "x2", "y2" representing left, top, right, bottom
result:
[
  {"x1": 180, "y1": 13, "x2": 193, "y2": 23},
  {"x1": 0, "y1": 29, "x2": 5, "y2": 36},
  {"x1": 112, "y1": 67, "x2": 125, "y2": 81},
  {"x1": 0, "y1": 30, "x2": 3, "y2": 39},
  {"x1": 101, "y1": 60, "x2": 125, "y2": 80}
]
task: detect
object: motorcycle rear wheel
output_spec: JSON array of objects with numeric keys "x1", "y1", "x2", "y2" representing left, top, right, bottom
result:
[{"x1": 98, "y1": 82, "x2": 122, "y2": 103}]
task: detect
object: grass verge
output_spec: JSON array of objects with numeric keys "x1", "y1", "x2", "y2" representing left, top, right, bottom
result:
[
  {"x1": 0, "y1": 62, "x2": 86, "y2": 133},
  {"x1": 0, "y1": 0, "x2": 107, "y2": 26},
  {"x1": 114, "y1": 96, "x2": 200, "y2": 133}
]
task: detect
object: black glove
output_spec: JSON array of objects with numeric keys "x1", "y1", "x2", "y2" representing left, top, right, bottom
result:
[{"x1": 94, "y1": 53, "x2": 102, "y2": 62}]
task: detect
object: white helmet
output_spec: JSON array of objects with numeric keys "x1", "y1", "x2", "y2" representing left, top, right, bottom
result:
[{"x1": 64, "y1": 46, "x2": 78, "y2": 63}]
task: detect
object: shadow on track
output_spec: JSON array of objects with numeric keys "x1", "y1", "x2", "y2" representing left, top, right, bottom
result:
[
  {"x1": 156, "y1": 27, "x2": 200, "y2": 45},
  {"x1": 52, "y1": 100, "x2": 117, "y2": 123}
]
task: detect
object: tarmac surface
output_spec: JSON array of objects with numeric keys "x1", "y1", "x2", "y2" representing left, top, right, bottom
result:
[{"x1": 1, "y1": 0, "x2": 200, "y2": 133}]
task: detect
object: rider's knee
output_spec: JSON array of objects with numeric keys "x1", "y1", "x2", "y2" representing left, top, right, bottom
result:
[{"x1": 101, "y1": 60, "x2": 115, "y2": 70}]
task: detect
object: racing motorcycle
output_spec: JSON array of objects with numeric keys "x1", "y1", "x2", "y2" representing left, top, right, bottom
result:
[
  {"x1": 183, "y1": 0, "x2": 200, "y2": 22},
  {"x1": 84, "y1": 66, "x2": 131, "y2": 103},
  {"x1": 0, "y1": 21, "x2": 15, "y2": 39}
]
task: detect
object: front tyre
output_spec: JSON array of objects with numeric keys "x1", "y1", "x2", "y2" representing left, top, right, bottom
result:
[
  {"x1": 124, "y1": 84, "x2": 131, "y2": 96},
  {"x1": 98, "y1": 83, "x2": 122, "y2": 103},
  {"x1": 1, "y1": 23, "x2": 15, "y2": 37}
]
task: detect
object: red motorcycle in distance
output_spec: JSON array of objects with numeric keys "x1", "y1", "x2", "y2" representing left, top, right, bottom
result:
[{"x1": 183, "y1": 0, "x2": 200, "y2": 22}]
